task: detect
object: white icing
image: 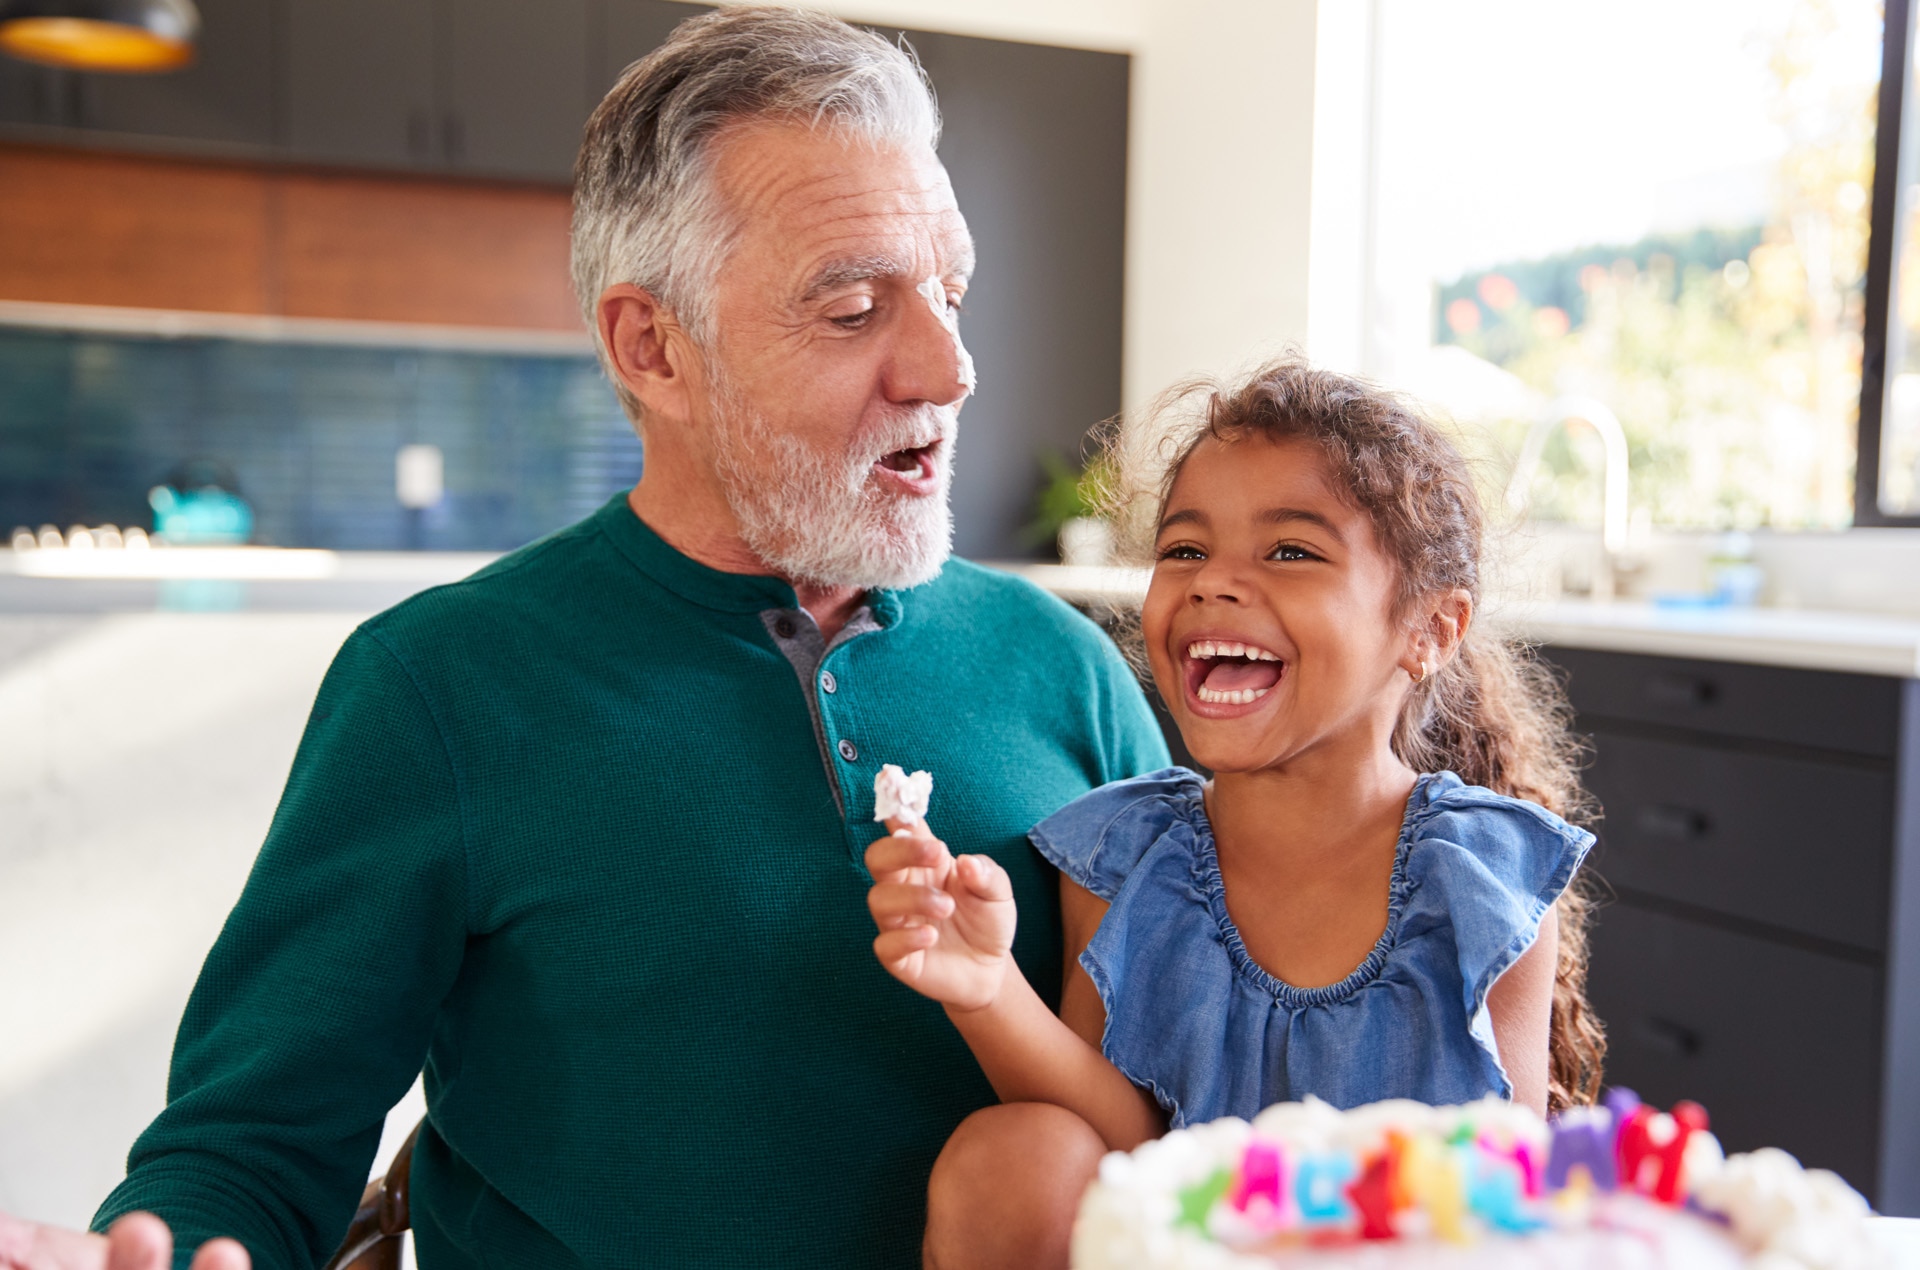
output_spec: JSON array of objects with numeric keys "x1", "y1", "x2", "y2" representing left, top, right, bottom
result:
[
  {"x1": 917, "y1": 275, "x2": 977, "y2": 393},
  {"x1": 873, "y1": 763, "x2": 933, "y2": 823},
  {"x1": 1072, "y1": 1098, "x2": 1888, "y2": 1270}
]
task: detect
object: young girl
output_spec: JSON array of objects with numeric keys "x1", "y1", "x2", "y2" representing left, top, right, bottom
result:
[{"x1": 864, "y1": 359, "x2": 1604, "y2": 1270}]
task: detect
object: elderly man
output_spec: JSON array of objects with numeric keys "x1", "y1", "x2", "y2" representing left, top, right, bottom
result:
[{"x1": 0, "y1": 8, "x2": 1165, "y2": 1270}]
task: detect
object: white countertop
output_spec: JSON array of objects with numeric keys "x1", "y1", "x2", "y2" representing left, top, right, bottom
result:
[
  {"x1": 1496, "y1": 600, "x2": 1920, "y2": 679},
  {"x1": 989, "y1": 563, "x2": 1920, "y2": 679}
]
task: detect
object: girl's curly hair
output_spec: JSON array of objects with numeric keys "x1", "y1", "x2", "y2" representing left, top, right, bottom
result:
[{"x1": 1101, "y1": 355, "x2": 1606, "y2": 1110}]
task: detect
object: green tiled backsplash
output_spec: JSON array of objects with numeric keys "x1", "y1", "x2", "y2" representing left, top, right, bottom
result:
[{"x1": 0, "y1": 327, "x2": 640, "y2": 551}]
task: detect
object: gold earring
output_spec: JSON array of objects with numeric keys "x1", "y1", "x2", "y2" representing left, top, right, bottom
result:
[{"x1": 1414, "y1": 660, "x2": 1430, "y2": 683}]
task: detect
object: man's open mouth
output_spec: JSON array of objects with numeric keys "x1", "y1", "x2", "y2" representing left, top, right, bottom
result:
[
  {"x1": 1184, "y1": 639, "x2": 1285, "y2": 706},
  {"x1": 874, "y1": 441, "x2": 942, "y2": 483}
]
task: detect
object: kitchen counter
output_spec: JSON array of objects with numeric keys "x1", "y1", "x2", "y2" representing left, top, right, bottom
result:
[
  {"x1": 0, "y1": 547, "x2": 498, "y2": 614},
  {"x1": 988, "y1": 563, "x2": 1920, "y2": 679}
]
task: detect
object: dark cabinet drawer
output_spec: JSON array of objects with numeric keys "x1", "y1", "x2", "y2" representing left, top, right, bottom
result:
[
  {"x1": 1586, "y1": 731, "x2": 1892, "y2": 949},
  {"x1": 1587, "y1": 901, "x2": 1883, "y2": 1197},
  {"x1": 1548, "y1": 647, "x2": 1900, "y2": 759}
]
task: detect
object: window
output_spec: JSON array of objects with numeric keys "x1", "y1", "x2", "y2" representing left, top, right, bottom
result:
[
  {"x1": 1361, "y1": 0, "x2": 1910, "y2": 529},
  {"x1": 1865, "y1": 0, "x2": 1920, "y2": 519}
]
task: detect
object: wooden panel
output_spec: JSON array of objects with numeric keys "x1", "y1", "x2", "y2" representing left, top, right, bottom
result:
[
  {"x1": 277, "y1": 172, "x2": 579, "y2": 329},
  {"x1": 0, "y1": 144, "x2": 580, "y2": 331},
  {"x1": 0, "y1": 146, "x2": 271, "y2": 313}
]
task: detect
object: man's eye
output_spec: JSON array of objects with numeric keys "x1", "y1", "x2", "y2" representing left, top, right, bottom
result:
[
  {"x1": 1157, "y1": 543, "x2": 1205, "y2": 562},
  {"x1": 1269, "y1": 543, "x2": 1319, "y2": 562},
  {"x1": 828, "y1": 303, "x2": 876, "y2": 329}
]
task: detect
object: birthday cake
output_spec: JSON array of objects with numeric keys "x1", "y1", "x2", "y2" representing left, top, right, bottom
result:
[{"x1": 1072, "y1": 1091, "x2": 1886, "y2": 1268}]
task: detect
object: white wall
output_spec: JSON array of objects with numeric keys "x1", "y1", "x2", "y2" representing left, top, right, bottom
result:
[{"x1": 1123, "y1": 0, "x2": 1321, "y2": 410}]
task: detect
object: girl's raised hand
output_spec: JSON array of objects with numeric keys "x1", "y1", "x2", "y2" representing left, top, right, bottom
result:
[{"x1": 864, "y1": 816, "x2": 1015, "y2": 1012}]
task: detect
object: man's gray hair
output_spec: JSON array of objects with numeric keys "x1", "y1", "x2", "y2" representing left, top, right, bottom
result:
[{"x1": 571, "y1": 6, "x2": 942, "y2": 414}]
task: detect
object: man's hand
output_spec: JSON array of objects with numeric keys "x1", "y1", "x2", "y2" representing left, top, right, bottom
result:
[
  {"x1": 0, "y1": 1211, "x2": 250, "y2": 1270},
  {"x1": 864, "y1": 816, "x2": 1015, "y2": 1012}
]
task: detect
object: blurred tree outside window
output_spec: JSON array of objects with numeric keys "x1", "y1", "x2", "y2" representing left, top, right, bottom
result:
[
  {"x1": 1368, "y1": 0, "x2": 1882, "y2": 531},
  {"x1": 1882, "y1": 0, "x2": 1920, "y2": 513}
]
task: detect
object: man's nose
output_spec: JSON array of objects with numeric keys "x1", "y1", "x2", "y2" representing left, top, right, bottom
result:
[{"x1": 887, "y1": 289, "x2": 972, "y2": 408}]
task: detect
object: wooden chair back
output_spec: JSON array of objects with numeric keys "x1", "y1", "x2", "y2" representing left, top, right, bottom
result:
[{"x1": 322, "y1": 1121, "x2": 421, "y2": 1270}]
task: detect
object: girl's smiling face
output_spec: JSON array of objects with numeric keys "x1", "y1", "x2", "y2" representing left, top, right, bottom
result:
[{"x1": 1142, "y1": 433, "x2": 1431, "y2": 776}]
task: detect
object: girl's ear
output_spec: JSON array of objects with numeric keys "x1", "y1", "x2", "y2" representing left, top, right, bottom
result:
[{"x1": 1399, "y1": 588, "x2": 1473, "y2": 683}]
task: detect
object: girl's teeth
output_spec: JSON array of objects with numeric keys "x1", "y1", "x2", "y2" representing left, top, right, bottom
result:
[
  {"x1": 1195, "y1": 685, "x2": 1272, "y2": 705},
  {"x1": 1185, "y1": 640, "x2": 1282, "y2": 662}
]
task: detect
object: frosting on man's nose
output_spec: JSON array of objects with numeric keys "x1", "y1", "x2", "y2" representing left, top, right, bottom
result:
[{"x1": 916, "y1": 275, "x2": 977, "y2": 393}]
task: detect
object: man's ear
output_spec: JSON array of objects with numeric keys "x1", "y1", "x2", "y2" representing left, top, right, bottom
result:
[
  {"x1": 597, "y1": 283, "x2": 698, "y2": 426},
  {"x1": 1400, "y1": 587, "x2": 1474, "y2": 682}
]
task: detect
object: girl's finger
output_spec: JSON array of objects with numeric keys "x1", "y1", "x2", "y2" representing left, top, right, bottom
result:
[
  {"x1": 867, "y1": 882, "x2": 955, "y2": 927},
  {"x1": 954, "y1": 854, "x2": 1012, "y2": 902},
  {"x1": 863, "y1": 831, "x2": 946, "y2": 878},
  {"x1": 883, "y1": 813, "x2": 933, "y2": 839},
  {"x1": 873, "y1": 926, "x2": 938, "y2": 967}
]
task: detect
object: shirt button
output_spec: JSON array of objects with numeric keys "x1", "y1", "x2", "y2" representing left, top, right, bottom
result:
[
  {"x1": 774, "y1": 616, "x2": 798, "y2": 639},
  {"x1": 837, "y1": 738, "x2": 858, "y2": 762},
  {"x1": 821, "y1": 671, "x2": 837, "y2": 694}
]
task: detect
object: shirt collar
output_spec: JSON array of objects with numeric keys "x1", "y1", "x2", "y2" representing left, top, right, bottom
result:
[{"x1": 592, "y1": 493, "x2": 908, "y2": 626}]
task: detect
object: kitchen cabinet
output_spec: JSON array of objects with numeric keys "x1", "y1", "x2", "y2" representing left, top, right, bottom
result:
[
  {"x1": 600, "y1": 1, "x2": 711, "y2": 97},
  {"x1": 284, "y1": 0, "x2": 436, "y2": 168},
  {"x1": 437, "y1": 0, "x2": 590, "y2": 182},
  {"x1": 0, "y1": 0, "x2": 273, "y2": 149},
  {"x1": 284, "y1": 0, "x2": 588, "y2": 180},
  {"x1": 1545, "y1": 645, "x2": 1920, "y2": 1216}
]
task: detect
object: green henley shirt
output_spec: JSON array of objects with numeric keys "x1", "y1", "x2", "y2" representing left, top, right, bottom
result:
[{"x1": 93, "y1": 494, "x2": 1169, "y2": 1269}]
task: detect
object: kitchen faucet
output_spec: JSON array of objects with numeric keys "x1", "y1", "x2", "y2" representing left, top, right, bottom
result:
[{"x1": 1503, "y1": 396, "x2": 1631, "y2": 601}]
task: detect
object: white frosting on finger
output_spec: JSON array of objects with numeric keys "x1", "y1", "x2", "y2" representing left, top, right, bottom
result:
[{"x1": 874, "y1": 763, "x2": 933, "y2": 823}]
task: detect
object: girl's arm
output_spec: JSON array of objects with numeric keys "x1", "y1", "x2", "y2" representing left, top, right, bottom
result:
[
  {"x1": 1487, "y1": 903, "x2": 1559, "y2": 1115},
  {"x1": 865, "y1": 819, "x2": 1165, "y2": 1151}
]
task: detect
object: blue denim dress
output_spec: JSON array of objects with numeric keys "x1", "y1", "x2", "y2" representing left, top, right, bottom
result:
[{"x1": 1028, "y1": 768, "x2": 1593, "y2": 1127}]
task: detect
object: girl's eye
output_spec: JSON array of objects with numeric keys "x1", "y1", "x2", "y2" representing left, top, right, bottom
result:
[
  {"x1": 1269, "y1": 543, "x2": 1319, "y2": 562},
  {"x1": 1157, "y1": 543, "x2": 1206, "y2": 562}
]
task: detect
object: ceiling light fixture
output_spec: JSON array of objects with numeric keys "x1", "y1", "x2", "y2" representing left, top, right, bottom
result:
[{"x1": 0, "y1": 0, "x2": 200, "y2": 73}]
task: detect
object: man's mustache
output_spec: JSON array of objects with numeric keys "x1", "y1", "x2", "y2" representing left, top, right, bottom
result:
[{"x1": 857, "y1": 407, "x2": 955, "y2": 466}]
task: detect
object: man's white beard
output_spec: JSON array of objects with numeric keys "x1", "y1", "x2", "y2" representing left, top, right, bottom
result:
[{"x1": 706, "y1": 366, "x2": 954, "y2": 591}]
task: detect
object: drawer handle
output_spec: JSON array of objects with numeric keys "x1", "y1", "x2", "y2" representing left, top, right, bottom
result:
[
  {"x1": 1636, "y1": 1015, "x2": 1703, "y2": 1058},
  {"x1": 1635, "y1": 804, "x2": 1712, "y2": 841},
  {"x1": 1644, "y1": 673, "x2": 1718, "y2": 708}
]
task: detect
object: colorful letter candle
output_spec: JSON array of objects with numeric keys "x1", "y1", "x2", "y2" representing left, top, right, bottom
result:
[
  {"x1": 1346, "y1": 1150, "x2": 1399, "y2": 1240},
  {"x1": 1294, "y1": 1153, "x2": 1358, "y2": 1227},
  {"x1": 1071, "y1": 1090, "x2": 1882, "y2": 1266},
  {"x1": 1468, "y1": 1152, "x2": 1544, "y2": 1233},
  {"x1": 1620, "y1": 1101, "x2": 1709, "y2": 1203},
  {"x1": 1400, "y1": 1135, "x2": 1467, "y2": 1242},
  {"x1": 1481, "y1": 1132, "x2": 1543, "y2": 1198},
  {"x1": 1545, "y1": 1106, "x2": 1618, "y2": 1192},
  {"x1": 1229, "y1": 1140, "x2": 1285, "y2": 1220}
]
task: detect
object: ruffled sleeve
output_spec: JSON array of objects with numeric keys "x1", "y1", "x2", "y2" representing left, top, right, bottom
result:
[
  {"x1": 1028, "y1": 767, "x2": 1206, "y2": 901},
  {"x1": 1397, "y1": 772, "x2": 1594, "y2": 1071}
]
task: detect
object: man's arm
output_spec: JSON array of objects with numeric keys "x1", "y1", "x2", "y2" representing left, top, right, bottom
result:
[
  {"x1": 77, "y1": 628, "x2": 470, "y2": 1270},
  {"x1": 1093, "y1": 634, "x2": 1173, "y2": 782}
]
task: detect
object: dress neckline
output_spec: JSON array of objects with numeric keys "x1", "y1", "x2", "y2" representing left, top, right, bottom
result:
[{"x1": 1180, "y1": 773, "x2": 1431, "y2": 1009}]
